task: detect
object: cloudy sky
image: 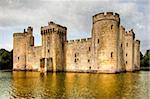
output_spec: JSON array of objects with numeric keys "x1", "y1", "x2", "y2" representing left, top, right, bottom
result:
[{"x1": 0, "y1": 0, "x2": 149, "y2": 54}]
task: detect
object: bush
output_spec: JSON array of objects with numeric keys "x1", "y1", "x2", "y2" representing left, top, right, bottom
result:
[
  {"x1": 140, "y1": 50, "x2": 150, "y2": 67},
  {"x1": 0, "y1": 49, "x2": 13, "y2": 69}
]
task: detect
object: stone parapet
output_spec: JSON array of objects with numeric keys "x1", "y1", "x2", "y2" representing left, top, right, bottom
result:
[
  {"x1": 93, "y1": 12, "x2": 120, "y2": 24},
  {"x1": 67, "y1": 38, "x2": 91, "y2": 43}
]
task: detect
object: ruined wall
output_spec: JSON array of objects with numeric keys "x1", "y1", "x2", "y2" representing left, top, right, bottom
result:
[
  {"x1": 13, "y1": 33, "x2": 26, "y2": 70},
  {"x1": 92, "y1": 12, "x2": 120, "y2": 73},
  {"x1": 65, "y1": 38, "x2": 92, "y2": 72},
  {"x1": 124, "y1": 30, "x2": 135, "y2": 71}
]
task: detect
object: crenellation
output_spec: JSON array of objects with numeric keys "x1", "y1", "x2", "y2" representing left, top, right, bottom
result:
[
  {"x1": 75, "y1": 39, "x2": 80, "y2": 42},
  {"x1": 114, "y1": 13, "x2": 119, "y2": 18},
  {"x1": 136, "y1": 40, "x2": 140, "y2": 44},
  {"x1": 27, "y1": 26, "x2": 33, "y2": 32},
  {"x1": 93, "y1": 12, "x2": 120, "y2": 24},
  {"x1": 41, "y1": 23, "x2": 66, "y2": 36},
  {"x1": 120, "y1": 25, "x2": 125, "y2": 30},
  {"x1": 69, "y1": 40, "x2": 74, "y2": 43},
  {"x1": 106, "y1": 12, "x2": 114, "y2": 16},
  {"x1": 87, "y1": 38, "x2": 92, "y2": 40},
  {"x1": 81, "y1": 38, "x2": 86, "y2": 42},
  {"x1": 125, "y1": 30, "x2": 135, "y2": 40},
  {"x1": 13, "y1": 12, "x2": 140, "y2": 73},
  {"x1": 48, "y1": 21, "x2": 55, "y2": 25},
  {"x1": 13, "y1": 33, "x2": 25, "y2": 37},
  {"x1": 67, "y1": 38, "x2": 92, "y2": 44}
]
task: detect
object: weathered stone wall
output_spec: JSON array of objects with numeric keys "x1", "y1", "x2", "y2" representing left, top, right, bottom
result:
[
  {"x1": 13, "y1": 33, "x2": 26, "y2": 70},
  {"x1": 124, "y1": 30, "x2": 135, "y2": 71},
  {"x1": 92, "y1": 12, "x2": 120, "y2": 73},
  {"x1": 41, "y1": 22, "x2": 67, "y2": 72},
  {"x1": 26, "y1": 46, "x2": 42, "y2": 71},
  {"x1": 118, "y1": 26, "x2": 126, "y2": 72},
  {"x1": 65, "y1": 38, "x2": 92, "y2": 72},
  {"x1": 134, "y1": 40, "x2": 140, "y2": 70}
]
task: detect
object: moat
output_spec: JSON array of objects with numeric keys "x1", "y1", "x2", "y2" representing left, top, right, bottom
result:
[{"x1": 0, "y1": 71, "x2": 149, "y2": 98}]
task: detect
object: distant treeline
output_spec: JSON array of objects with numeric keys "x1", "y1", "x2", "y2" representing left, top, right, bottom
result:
[
  {"x1": 0, "y1": 48, "x2": 149, "y2": 70},
  {"x1": 0, "y1": 49, "x2": 13, "y2": 70},
  {"x1": 140, "y1": 50, "x2": 150, "y2": 67}
]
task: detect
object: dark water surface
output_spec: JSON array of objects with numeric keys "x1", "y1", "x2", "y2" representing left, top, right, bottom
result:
[{"x1": 0, "y1": 71, "x2": 149, "y2": 99}]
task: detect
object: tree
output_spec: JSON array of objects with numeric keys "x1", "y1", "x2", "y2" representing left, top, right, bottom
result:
[
  {"x1": 140, "y1": 50, "x2": 150, "y2": 67},
  {"x1": 0, "y1": 49, "x2": 13, "y2": 69}
]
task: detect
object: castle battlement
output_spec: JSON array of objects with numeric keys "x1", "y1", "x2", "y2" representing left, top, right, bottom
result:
[
  {"x1": 42, "y1": 21, "x2": 66, "y2": 30},
  {"x1": 135, "y1": 40, "x2": 140, "y2": 44},
  {"x1": 125, "y1": 29, "x2": 135, "y2": 39},
  {"x1": 41, "y1": 21, "x2": 67, "y2": 35},
  {"x1": 27, "y1": 26, "x2": 33, "y2": 32},
  {"x1": 67, "y1": 38, "x2": 91, "y2": 43},
  {"x1": 120, "y1": 25, "x2": 125, "y2": 31},
  {"x1": 41, "y1": 28, "x2": 66, "y2": 35},
  {"x1": 13, "y1": 33, "x2": 25, "y2": 37},
  {"x1": 93, "y1": 12, "x2": 120, "y2": 24}
]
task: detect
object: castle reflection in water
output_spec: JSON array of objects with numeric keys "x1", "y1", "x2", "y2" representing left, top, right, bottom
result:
[{"x1": 6, "y1": 71, "x2": 149, "y2": 98}]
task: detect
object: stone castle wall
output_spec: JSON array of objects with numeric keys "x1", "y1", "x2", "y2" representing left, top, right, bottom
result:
[
  {"x1": 65, "y1": 38, "x2": 92, "y2": 72},
  {"x1": 13, "y1": 12, "x2": 141, "y2": 73},
  {"x1": 26, "y1": 46, "x2": 42, "y2": 71},
  {"x1": 118, "y1": 26, "x2": 126, "y2": 72},
  {"x1": 13, "y1": 33, "x2": 26, "y2": 70},
  {"x1": 124, "y1": 30, "x2": 135, "y2": 71}
]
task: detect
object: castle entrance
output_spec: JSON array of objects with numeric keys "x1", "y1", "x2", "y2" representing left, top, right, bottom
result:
[
  {"x1": 47, "y1": 58, "x2": 53, "y2": 71},
  {"x1": 40, "y1": 58, "x2": 45, "y2": 72}
]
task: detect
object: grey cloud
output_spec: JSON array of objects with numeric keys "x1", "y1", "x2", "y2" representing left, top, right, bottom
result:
[
  {"x1": 0, "y1": 0, "x2": 149, "y2": 53},
  {"x1": 0, "y1": 0, "x2": 43, "y2": 9}
]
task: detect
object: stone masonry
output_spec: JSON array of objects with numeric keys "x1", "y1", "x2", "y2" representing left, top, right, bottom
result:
[{"x1": 13, "y1": 12, "x2": 140, "y2": 73}]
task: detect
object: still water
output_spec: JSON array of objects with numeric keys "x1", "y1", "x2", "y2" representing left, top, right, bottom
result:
[{"x1": 0, "y1": 71, "x2": 149, "y2": 99}]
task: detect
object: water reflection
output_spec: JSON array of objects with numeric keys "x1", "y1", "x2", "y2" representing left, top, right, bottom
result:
[{"x1": 0, "y1": 71, "x2": 149, "y2": 98}]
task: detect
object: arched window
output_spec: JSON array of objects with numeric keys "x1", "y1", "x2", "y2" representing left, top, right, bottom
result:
[
  {"x1": 75, "y1": 53, "x2": 77, "y2": 57},
  {"x1": 89, "y1": 47, "x2": 91, "y2": 51},
  {"x1": 121, "y1": 43, "x2": 122, "y2": 48},
  {"x1": 111, "y1": 52, "x2": 113, "y2": 58},
  {"x1": 126, "y1": 43, "x2": 128, "y2": 47},
  {"x1": 111, "y1": 25, "x2": 113, "y2": 29},
  {"x1": 89, "y1": 66, "x2": 91, "y2": 70},
  {"x1": 97, "y1": 39, "x2": 99, "y2": 44},
  {"x1": 74, "y1": 59, "x2": 77, "y2": 63}
]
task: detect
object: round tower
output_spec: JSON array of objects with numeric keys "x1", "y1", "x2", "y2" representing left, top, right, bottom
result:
[{"x1": 92, "y1": 12, "x2": 120, "y2": 73}]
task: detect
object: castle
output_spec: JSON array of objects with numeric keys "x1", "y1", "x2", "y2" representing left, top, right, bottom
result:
[{"x1": 13, "y1": 12, "x2": 140, "y2": 73}]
